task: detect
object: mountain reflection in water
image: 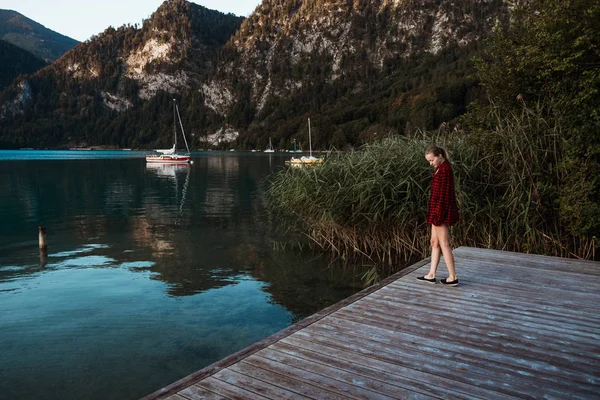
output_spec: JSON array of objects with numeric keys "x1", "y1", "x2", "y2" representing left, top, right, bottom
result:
[
  {"x1": 1, "y1": 154, "x2": 362, "y2": 302},
  {"x1": 0, "y1": 152, "x2": 365, "y2": 400}
]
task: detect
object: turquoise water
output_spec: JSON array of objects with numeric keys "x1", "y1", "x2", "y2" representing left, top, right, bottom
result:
[{"x1": 0, "y1": 151, "x2": 364, "y2": 399}]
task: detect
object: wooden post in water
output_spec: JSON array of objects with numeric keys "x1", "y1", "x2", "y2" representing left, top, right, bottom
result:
[{"x1": 38, "y1": 226, "x2": 47, "y2": 266}]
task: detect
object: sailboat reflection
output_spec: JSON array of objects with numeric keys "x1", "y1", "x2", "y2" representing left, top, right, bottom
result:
[
  {"x1": 145, "y1": 162, "x2": 191, "y2": 221},
  {"x1": 145, "y1": 162, "x2": 190, "y2": 179}
]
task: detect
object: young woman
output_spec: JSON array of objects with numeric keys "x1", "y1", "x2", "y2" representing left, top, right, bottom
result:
[{"x1": 418, "y1": 145, "x2": 459, "y2": 286}]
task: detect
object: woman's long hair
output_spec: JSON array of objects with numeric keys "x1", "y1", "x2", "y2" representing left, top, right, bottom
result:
[{"x1": 426, "y1": 145, "x2": 451, "y2": 163}]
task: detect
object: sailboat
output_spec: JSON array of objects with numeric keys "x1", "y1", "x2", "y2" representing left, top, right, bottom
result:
[
  {"x1": 287, "y1": 118, "x2": 323, "y2": 166},
  {"x1": 264, "y1": 137, "x2": 275, "y2": 153},
  {"x1": 146, "y1": 99, "x2": 191, "y2": 164}
]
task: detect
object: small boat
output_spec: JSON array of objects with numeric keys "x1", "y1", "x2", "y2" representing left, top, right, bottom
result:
[
  {"x1": 146, "y1": 99, "x2": 191, "y2": 164},
  {"x1": 264, "y1": 137, "x2": 275, "y2": 153},
  {"x1": 287, "y1": 155, "x2": 323, "y2": 165},
  {"x1": 286, "y1": 118, "x2": 323, "y2": 166},
  {"x1": 146, "y1": 153, "x2": 190, "y2": 163}
]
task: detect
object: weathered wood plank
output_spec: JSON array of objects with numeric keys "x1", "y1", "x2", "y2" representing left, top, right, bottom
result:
[
  {"x1": 307, "y1": 317, "x2": 599, "y2": 397},
  {"x1": 369, "y1": 284, "x2": 599, "y2": 329},
  {"x1": 254, "y1": 347, "x2": 418, "y2": 400},
  {"x1": 442, "y1": 262, "x2": 600, "y2": 295},
  {"x1": 330, "y1": 306, "x2": 600, "y2": 376},
  {"x1": 327, "y1": 309, "x2": 600, "y2": 380},
  {"x1": 143, "y1": 248, "x2": 600, "y2": 400},
  {"x1": 179, "y1": 384, "x2": 232, "y2": 400},
  {"x1": 286, "y1": 327, "x2": 577, "y2": 400},
  {"x1": 341, "y1": 296, "x2": 600, "y2": 364},
  {"x1": 411, "y1": 256, "x2": 600, "y2": 293},
  {"x1": 295, "y1": 322, "x2": 598, "y2": 399},
  {"x1": 230, "y1": 360, "x2": 350, "y2": 400},
  {"x1": 241, "y1": 354, "x2": 398, "y2": 400},
  {"x1": 454, "y1": 246, "x2": 598, "y2": 265},
  {"x1": 390, "y1": 277, "x2": 599, "y2": 314},
  {"x1": 272, "y1": 338, "x2": 511, "y2": 400},
  {"x1": 454, "y1": 250, "x2": 598, "y2": 269},
  {"x1": 211, "y1": 369, "x2": 308, "y2": 400},
  {"x1": 454, "y1": 247, "x2": 600, "y2": 275},
  {"x1": 454, "y1": 259, "x2": 600, "y2": 282},
  {"x1": 382, "y1": 281, "x2": 600, "y2": 326},
  {"x1": 194, "y1": 376, "x2": 272, "y2": 400},
  {"x1": 362, "y1": 289, "x2": 600, "y2": 341},
  {"x1": 164, "y1": 395, "x2": 191, "y2": 400}
]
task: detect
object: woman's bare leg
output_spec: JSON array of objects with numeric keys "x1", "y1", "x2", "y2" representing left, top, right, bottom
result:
[
  {"x1": 425, "y1": 225, "x2": 441, "y2": 279},
  {"x1": 435, "y1": 224, "x2": 457, "y2": 281}
]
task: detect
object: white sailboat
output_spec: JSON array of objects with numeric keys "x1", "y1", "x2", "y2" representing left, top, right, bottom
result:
[
  {"x1": 146, "y1": 99, "x2": 191, "y2": 164},
  {"x1": 264, "y1": 137, "x2": 275, "y2": 153},
  {"x1": 287, "y1": 118, "x2": 323, "y2": 166}
]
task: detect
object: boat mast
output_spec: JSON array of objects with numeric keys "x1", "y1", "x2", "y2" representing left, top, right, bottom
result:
[
  {"x1": 308, "y1": 118, "x2": 312, "y2": 158},
  {"x1": 173, "y1": 99, "x2": 177, "y2": 150},
  {"x1": 175, "y1": 103, "x2": 191, "y2": 153}
]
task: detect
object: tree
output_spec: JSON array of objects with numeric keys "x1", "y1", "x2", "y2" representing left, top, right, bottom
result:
[{"x1": 472, "y1": 0, "x2": 600, "y2": 237}]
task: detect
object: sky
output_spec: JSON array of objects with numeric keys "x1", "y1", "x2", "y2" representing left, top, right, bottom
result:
[{"x1": 2, "y1": 0, "x2": 261, "y2": 42}]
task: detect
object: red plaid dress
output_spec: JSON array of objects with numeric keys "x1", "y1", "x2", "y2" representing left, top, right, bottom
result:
[{"x1": 427, "y1": 160, "x2": 459, "y2": 226}]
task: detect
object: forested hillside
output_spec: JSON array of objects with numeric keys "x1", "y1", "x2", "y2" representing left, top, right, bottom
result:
[
  {"x1": 0, "y1": 9, "x2": 78, "y2": 61},
  {"x1": 0, "y1": 39, "x2": 47, "y2": 90},
  {"x1": 0, "y1": 0, "x2": 510, "y2": 149},
  {"x1": 209, "y1": 0, "x2": 508, "y2": 150},
  {"x1": 0, "y1": 0, "x2": 244, "y2": 149}
]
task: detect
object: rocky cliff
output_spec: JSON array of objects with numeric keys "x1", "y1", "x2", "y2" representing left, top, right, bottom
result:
[{"x1": 0, "y1": 0, "x2": 510, "y2": 149}]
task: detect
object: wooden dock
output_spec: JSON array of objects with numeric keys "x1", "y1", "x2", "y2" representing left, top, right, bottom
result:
[{"x1": 142, "y1": 247, "x2": 600, "y2": 399}]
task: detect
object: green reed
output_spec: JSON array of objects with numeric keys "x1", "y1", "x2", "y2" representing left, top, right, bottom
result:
[{"x1": 267, "y1": 103, "x2": 596, "y2": 281}]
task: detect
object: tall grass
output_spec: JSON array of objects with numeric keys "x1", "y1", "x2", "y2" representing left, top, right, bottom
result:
[
  {"x1": 267, "y1": 102, "x2": 596, "y2": 282},
  {"x1": 455, "y1": 102, "x2": 573, "y2": 256},
  {"x1": 267, "y1": 137, "x2": 432, "y2": 267}
]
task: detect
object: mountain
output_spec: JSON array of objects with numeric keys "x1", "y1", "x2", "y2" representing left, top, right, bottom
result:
[
  {"x1": 0, "y1": 39, "x2": 47, "y2": 90},
  {"x1": 206, "y1": 0, "x2": 510, "y2": 149},
  {"x1": 0, "y1": 0, "x2": 244, "y2": 149},
  {"x1": 0, "y1": 0, "x2": 510, "y2": 149},
  {"x1": 0, "y1": 9, "x2": 78, "y2": 61}
]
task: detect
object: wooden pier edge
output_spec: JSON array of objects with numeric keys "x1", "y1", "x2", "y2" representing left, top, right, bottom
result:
[{"x1": 140, "y1": 256, "x2": 431, "y2": 400}]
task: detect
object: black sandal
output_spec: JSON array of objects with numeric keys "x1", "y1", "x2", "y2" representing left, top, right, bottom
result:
[
  {"x1": 417, "y1": 276, "x2": 437, "y2": 284},
  {"x1": 440, "y1": 278, "x2": 459, "y2": 286}
]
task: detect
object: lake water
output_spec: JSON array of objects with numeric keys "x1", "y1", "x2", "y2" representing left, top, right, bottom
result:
[{"x1": 0, "y1": 150, "x2": 365, "y2": 399}]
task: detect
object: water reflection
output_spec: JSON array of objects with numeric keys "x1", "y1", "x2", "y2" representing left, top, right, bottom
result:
[
  {"x1": 145, "y1": 162, "x2": 191, "y2": 179},
  {"x1": 145, "y1": 162, "x2": 191, "y2": 225},
  {"x1": 0, "y1": 155, "x2": 362, "y2": 300},
  {"x1": 0, "y1": 155, "x2": 362, "y2": 301},
  {"x1": 0, "y1": 153, "x2": 365, "y2": 400},
  {"x1": 206, "y1": 155, "x2": 240, "y2": 175}
]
